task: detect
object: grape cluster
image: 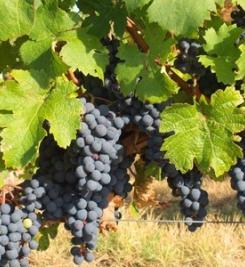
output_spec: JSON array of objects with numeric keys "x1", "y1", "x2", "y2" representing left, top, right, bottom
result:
[
  {"x1": 63, "y1": 35, "x2": 213, "y2": 239},
  {"x1": 174, "y1": 39, "x2": 205, "y2": 76},
  {"x1": 167, "y1": 168, "x2": 209, "y2": 231},
  {"x1": 20, "y1": 98, "x2": 133, "y2": 265},
  {"x1": 112, "y1": 92, "x2": 210, "y2": 232},
  {"x1": 230, "y1": 162, "x2": 245, "y2": 214},
  {"x1": 0, "y1": 204, "x2": 40, "y2": 267},
  {"x1": 229, "y1": 140, "x2": 245, "y2": 214},
  {"x1": 101, "y1": 37, "x2": 121, "y2": 91}
]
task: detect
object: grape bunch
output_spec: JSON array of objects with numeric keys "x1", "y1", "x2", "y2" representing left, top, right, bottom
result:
[
  {"x1": 229, "y1": 139, "x2": 245, "y2": 215},
  {"x1": 0, "y1": 203, "x2": 40, "y2": 267},
  {"x1": 20, "y1": 98, "x2": 134, "y2": 265},
  {"x1": 101, "y1": 37, "x2": 121, "y2": 91},
  {"x1": 112, "y1": 91, "x2": 210, "y2": 232},
  {"x1": 167, "y1": 168, "x2": 209, "y2": 231},
  {"x1": 230, "y1": 162, "x2": 245, "y2": 214},
  {"x1": 174, "y1": 39, "x2": 205, "y2": 76}
]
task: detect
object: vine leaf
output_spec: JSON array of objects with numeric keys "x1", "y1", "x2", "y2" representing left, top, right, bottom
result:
[
  {"x1": 77, "y1": 0, "x2": 127, "y2": 37},
  {"x1": 199, "y1": 24, "x2": 242, "y2": 84},
  {"x1": 236, "y1": 44, "x2": 245, "y2": 80},
  {"x1": 124, "y1": 0, "x2": 151, "y2": 12},
  {"x1": 37, "y1": 224, "x2": 59, "y2": 251},
  {"x1": 59, "y1": 29, "x2": 108, "y2": 79},
  {"x1": 0, "y1": 170, "x2": 9, "y2": 188},
  {"x1": 147, "y1": 0, "x2": 218, "y2": 36},
  {"x1": 20, "y1": 38, "x2": 68, "y2": 82},
  {"x1": 41, "y1": 79, "x2": 82, "y2": 148},
  {"x1": 0, "y1": 38, "x2": 26, "y2": 72},
  {"x1": 160, "y1": 87, "x2": 245, "y2": 177},
  {"x1": 0, "y1": 0, "x2": 35, "y2": 41},
  {"x1": 0, "y1": 0, "x2": 75, "y2": 42},
  {"x1": 235, "y1": 0, "x2": 245, "y2": 9},
  {"x1": 143, "y1": 23, "x2": 173, "y2": 63},
  {"x1": 0, "y1": 71, "x2": 82, "y2": 168},
  {"x1": 29, "y1": 0, "x2": 75, "y2": 41},
  {"x1": 116, "y1": 42, "x2": 179, "y2": 103}
]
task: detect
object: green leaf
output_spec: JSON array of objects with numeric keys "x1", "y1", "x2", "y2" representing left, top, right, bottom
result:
[
  {"x1": 147, "y1": 0, "x2": 217, "y2": 36},
  {"x1": 59, "y1": 0, "x2": 77, "y2": 11},
  {"x1": 0, "y1": 94, "x2": 46, "y2": 167},
  {"x1": 199, "y1": 24, "x2": 242, "y2": 84},
  {"x1": 0, "y1": 38, "x2": 26, "y2": 72},
  {"x1": 199, "y1": 55, "x2": 235, "y2": 84},
  {"x1": 144, "y1": 162, "x2": 163, "y2": 180},
  {"x1": 60, "y1": 29, "x2": 108, "y2": 79},
  {"x1": 0, "y1": 0, "x2": 35, "y2": 41},
  {"x1": 144, "y1": 23, "x2": 170, "y2": 62},
  {"x1": 124, "y1": 0, "x2": 151, "y2": 12},
  {"x1": 160, "y1": 87, "x2": 245, "y2": 177},
  {"x1": 78, "y1": 0, "x2": 127, "y2": 37},
  {"x1": 116, "y1": 43, "x2": 179, "y2": 103},
  {"x1": 0, "y1": 170, "x2": 9, "y2": 188},
  {"x1": 41, "y1": 79, "x2": 82, "y2": 147},
  {"x1": 0, "y1": 71, "x2": 82, "y2": 168},
  {"x1": 236, "y1": 44, "x2": 245, "y2": 80},
  {"x1": 30, "y1": 0, "x2": 75, "y2": 41},
  {"x1": 38, "y1": 233, "x2": 49, "y2": 251},
  {"x1": 215, "y1": 0, "x2": 225, "y2": 5},
  {"x1": 37, "y1": 223, "x2": 59, "y2": 251},
  {"x1": 20, "y1": 38, "x2": 68, "y2": 81},
  {"x1": 234, "y1": 0, "x2": 245, "y2": 9},
  {"x1": 136, "y1": 69, "x2": 179, "y2": 103}
]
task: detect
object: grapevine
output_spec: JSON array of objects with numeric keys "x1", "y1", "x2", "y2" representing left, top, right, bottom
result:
[{"x1": 0, "y1": 0, "x2": 244, "y2": 266}]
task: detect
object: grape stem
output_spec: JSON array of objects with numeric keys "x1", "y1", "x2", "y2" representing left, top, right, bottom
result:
[{"x1": 92, "y1": 96, "x2": 112, "y2": 104}]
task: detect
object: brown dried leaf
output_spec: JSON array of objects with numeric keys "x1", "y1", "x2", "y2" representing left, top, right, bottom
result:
[{"x1": 221, "y1": 0, "x2": 233, "y2": 23}]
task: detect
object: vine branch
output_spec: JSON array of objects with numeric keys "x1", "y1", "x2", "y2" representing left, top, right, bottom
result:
[
  {"x1": 126, "y1": 17, "x2": 149, "y2": 53},
  {"x1": 165, "y1": 65, "x2": 195, "y2": 96},
  {"x1": 126, "y1": 17, "x2": 202, "y2": 98},
  {"x1": 66, "y1": 69, "x2": 80, "y2": 86}
]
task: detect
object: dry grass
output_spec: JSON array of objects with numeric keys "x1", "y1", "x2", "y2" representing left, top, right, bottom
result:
[{"x1": 31, "y1": 179, "x2": 245, "y2": 267}]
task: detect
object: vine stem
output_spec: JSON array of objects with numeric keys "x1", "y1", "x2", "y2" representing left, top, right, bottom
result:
[
  {"x1": 66, "y1": 69, "x2": 80, "y2": 86},
  {"x1": 126, "y1": 17, "x2": 202, "y2": 98},
  {"x1": 126, "y1": 17, "x2": 149, "y2": 53},
  {"x1": 165, "y1": 65, "x2": 194, "y2": 96}
]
